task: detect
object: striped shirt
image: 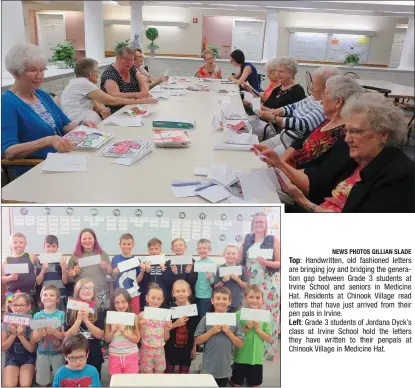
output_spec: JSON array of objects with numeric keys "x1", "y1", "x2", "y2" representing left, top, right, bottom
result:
[
  {"x1": 109, "y1": 330, "x2": 139, "y2": 357},
  {"x1": 281, "y1": 95, "x2": 326, "y2": 139}
]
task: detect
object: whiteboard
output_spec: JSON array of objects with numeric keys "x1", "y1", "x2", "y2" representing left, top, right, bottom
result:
[
  {"x1": 288, "y1": 32, "x2": 329, "y2": 61},
  {"x1": 327, "y1": 34, "x2": 370, "y2": 63},
  {"x1": 6, "y1": 206, "x2": 281, "y2": 255}
]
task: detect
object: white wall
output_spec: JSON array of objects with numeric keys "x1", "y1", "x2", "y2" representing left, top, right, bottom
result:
[
  {"x1": 103, "y1": 5, "x2": 266, "y2": 54},
  {"x1": 277, "y1": 11, "x2": 397, "y2": 65}
]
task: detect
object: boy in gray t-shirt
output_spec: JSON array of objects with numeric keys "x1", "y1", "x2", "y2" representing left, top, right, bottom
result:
[{"x1": 194, "y1": 286, "x2": 245, "y2": 387}]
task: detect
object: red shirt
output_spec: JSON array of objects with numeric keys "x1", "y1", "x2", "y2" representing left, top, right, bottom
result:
[{"x1": 197, "y1": 64, "x2": 222, "y2": 79}]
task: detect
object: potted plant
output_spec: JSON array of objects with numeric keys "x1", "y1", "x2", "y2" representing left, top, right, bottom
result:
[
  {"x1": 208, "y1": 43, "x2": 220, "y2": 59},
  {"x1": 114, "y1": 39, "x2": 130, "y2": 53},
  {"x1": 344, "y1": 53, "x2": 360, "y2": 67},
  {"x1": 51, "y1": 41, "x2": 75, "y2": 69},
  {"x1": 145, "y1": 27, "x2": 159, "y2": 56}
]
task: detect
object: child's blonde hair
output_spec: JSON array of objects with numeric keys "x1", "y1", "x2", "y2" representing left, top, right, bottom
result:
[
  {"x1": 223, "y1": 244, "x2": 238, "y2": 254},
  {"x1": 172, "y1": 279, "x2": 192, "y2": 301},
  {"x1": 10, "y1": 232, "x2": 27, "y2": 244},
  {"x1": 244, "y1": 284, "x2": 264, "y2": 298},
  {"x1": 9, "y1": 293, "x2": 32, "y2": 313},
  {"x1": 68, "y1": 278, "x2": 99, "y2": 325},
  {"x1": 171, "y1": 238, "x2": 186, "y2": 249},
  {"x1": 197, "y1": 239, "x2": 211, "y2": 249}
]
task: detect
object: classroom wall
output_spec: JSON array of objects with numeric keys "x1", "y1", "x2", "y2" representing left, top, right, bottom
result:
[{"x1": 276, "y1": 11, "x2": 398, "y2": 65}]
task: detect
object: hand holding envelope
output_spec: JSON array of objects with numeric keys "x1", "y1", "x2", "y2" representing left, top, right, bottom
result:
[{"x1": 78, "y1": 255, "x2": 102, "y2": 268}]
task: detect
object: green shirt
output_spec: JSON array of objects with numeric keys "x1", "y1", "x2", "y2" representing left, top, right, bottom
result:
[
  {"x1": 233, "y1": 310, "x2": 272, "y2": 365},
  {"x1": 195, "y1": 257, "x2": 215, "y2": 298}
]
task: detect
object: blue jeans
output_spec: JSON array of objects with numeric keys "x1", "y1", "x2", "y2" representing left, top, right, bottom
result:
[{"x1": 196, "y1": 297, "x2": 212, "y2": 319}]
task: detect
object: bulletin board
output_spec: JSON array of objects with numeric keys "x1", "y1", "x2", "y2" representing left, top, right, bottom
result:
[
  {"x1": 7, "y1": 206, "x2": 281, "y2": 255},
  {"x1": 327, "y1": 34, "x2": 370, "y2": 63},
  {"x1": 288, "y1": 32, "x2": 329, "y2": 61}
]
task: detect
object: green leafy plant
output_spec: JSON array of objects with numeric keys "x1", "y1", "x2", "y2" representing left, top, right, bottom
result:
[
  {"x1": 114, "y1": 39, "x2": 130, "y2": 53},
  {"x1": 51, "y1": 41, "x2": 75, "y2": 68},
  {"x1": 344, "y1": 53, "x2": 360, "y2": 66},
  {"x1": 145, "y1": 27, "x2": 160, "y2": 51},
  {"x1": 208, "y1": 43, "x2": 220, "y2": 59}
]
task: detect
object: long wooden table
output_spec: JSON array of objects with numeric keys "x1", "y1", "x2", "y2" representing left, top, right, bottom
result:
[
  {"x1": 2, "y1": 79, "x2": 267, "y2": 203},
  {"x1": 357, "y1": 78, "x2": 415, "y2": 99}
]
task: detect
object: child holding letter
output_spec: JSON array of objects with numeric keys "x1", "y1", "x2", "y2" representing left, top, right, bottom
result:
[
  {"x1": 1, "y1": 293, "x2": 36, "y2": 387},
  {"x1": 164, "y1": 280, "x2": 199, "y2": 374},
  {"x1": 31, "y1": 285, "x2": 66, "y2": 386},
  {"x1": 138, "y1": 285, "x2": 172, "y2": 373},
  {"x1": 36, "y1": 235, "x2": 69, "y2": 311},
  {"x1": 195, "y1": 239, "x2": 216, "y2": 319},
  {"x1": 140, "y1": 238, "x2": 169, "y2": 310},
  {"x1": 164, "y1": 238, "x2": 197, "y2": 303},
  {"x1": 194, "y1": 286, "x2": 244, "y2": 387},
  {"x1": 53, "y1": 334, "x2": 101, "y2": 387},
  {"x1": 111, "y1": 233, "x2": 144, "y2": 314},
  {"x1": 2, "y1": 232, "x2": 38, "y2": 303},
  {"x1": 231, "y1": 285, "x2": 272, "y2": 387},
  {"x1": 65, "y1": 278, "x2": 105, "y2": 377},
  {"x1": 68, "y1": 229, "x2": 112, "y2": 306},
  {"x1": 214, "y1": 245, "x2": 248, "y2": 312},
  {"x1": 104, "y1": 288, "x2": 140, "y2": 376}
]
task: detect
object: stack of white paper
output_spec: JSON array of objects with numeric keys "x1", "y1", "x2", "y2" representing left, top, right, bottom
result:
[
  {"x1": 171, "y1": 180, "x2": 206, "y2": 198},
  {"x1": 42, "y1": 153, "x2": 87, "y2": 173},
  {"x1": 238, "y1": 168, "x2": 279, "y2": 200},
  {"x1": 223, "y1": 132, "x2": 259, "y2": 146},
  {"x1": 207, "y1": 164, "x2": 239, "y2": 186},
  {"x1": 196, "y1": 184, "x2": 232, "y2": 203}
]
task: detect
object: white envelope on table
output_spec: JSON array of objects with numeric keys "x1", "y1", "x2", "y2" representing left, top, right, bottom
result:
[
  {"x1": 38, "y1": 253, "x2": 62, "y2": 264},
  {"x1": 108, "y1": 116, "x2": 144, "y2": 127},
  {"x1": 219, "y1": 265, "x2": 242, "y2": 277},
  {"x1": 248, "y1": 248, "x2": 274, "y2": 260},
  {"x1": 206, "y1": 312, "x2": 236, "y2": 326},
  {"x1": 141, "y1": 254, "x2": 166, "y2": 266},
  {"x1": 30, "y1": 318, "x2": 61, "y2": 329},
  {"x1": 78, "y1": 255, "x2": 102, "y2": 268},
  {"x1": 4, "y1": 264, "x2": 29, "y2": 274},
  {"x1": 144, "y1": 307, "x2": 172, "y2": 321},
  {"x1": 194, "y1": 261, "x2": 217, "y2": 273},
  {"x1": 170, "y1": 304, "x2": 198, "y2": 319},
  {"x1": 240, "y1": 308, "x2": 271, "y2": 323},
  {"x1": 117, "y1": 257, "x2": 141, "y2": 273},
  {"x1": 170, "y1": 256, "x2": 193, "y2": 265},
  {"x1": 106, "y1": 311, "x2": 136, "y2": 326},
  {"x1": 239, "y1": 168, "x2": 278, "y2": 201}
]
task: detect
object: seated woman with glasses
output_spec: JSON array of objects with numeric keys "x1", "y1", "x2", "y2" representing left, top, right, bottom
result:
[
  {"x1": 134, "y1": 48, "x2": 168, "y2": 90},
  {"x1": 244, "y1": 57, "x2": 305, "y2": 115},
  {"x1": 252, "y1": 93, "x2": 415, "y2": 213},
  {"x1": 196, "y1": 48, "x2": 222, "y2": 79},
  {"x1": 100, "y1": 46, "x2": 157, "y2": 114},
  {"x1": 1, "y1": 44, "x2": 96, "y2": 179},
  {"x1": 60, "y1": 57, "x2": 156, "y2": 124}
]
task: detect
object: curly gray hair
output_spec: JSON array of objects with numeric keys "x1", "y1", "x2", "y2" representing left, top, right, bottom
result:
[
  {"x1": 266, "y1": 57, "x2": 298, "y2": 77},
  {"x1": 5, "y1": 44, "x2": 47, "y2": 76},
  {"x1": 325, "y1": 75, "x2": 364, "y2": 109},
  {"x1": 341, "y1": 92, "x2": 407, "y2": 145}
]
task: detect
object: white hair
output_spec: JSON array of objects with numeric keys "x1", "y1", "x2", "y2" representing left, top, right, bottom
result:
[
  {"x1": 325, "y1": 75, "x2": 364, "y2": 108},
  {"x1": 5, "y1": 44, "x2": 47, "y2": 75},
  {"x1": 313, "y1": 65, "x2": 341, "y2": 86},
  {"x1": 341, "y1": 92, "x2": 407, "y2": 145},
  {"x1": 266, "y1": 57, "x2": 298, "y2": 77}
]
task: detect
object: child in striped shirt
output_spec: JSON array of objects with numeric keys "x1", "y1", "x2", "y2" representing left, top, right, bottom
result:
[{"x1": 104, "y1": 288, "x2": 140, "y2": 376}]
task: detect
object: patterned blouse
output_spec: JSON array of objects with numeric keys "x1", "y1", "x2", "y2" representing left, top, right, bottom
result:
[
  {"x1": 320, "y1": 166, "x2": 363, "y2": 212},
  {"x1": 196, "y1": 64, "x2": 222, "y2": 79},
  {"x1": 137, "y1": 66, "x2": 152, "y2": 84},
  {"x1": 30, "y1": 101, "x2": 57, "y2": 132},
  {"x1": 140, "y1": 315, "x2": 165, "y2": 348},
  {"x1": 100, "y1": 64, "x2": 141, "y2": 113},
  {"x1": 287, "y1": 121, "x2": 345, "y2": 168}
]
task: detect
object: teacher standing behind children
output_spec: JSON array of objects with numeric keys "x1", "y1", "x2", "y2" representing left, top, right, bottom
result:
[{"x1": 238, "y1": 212, "x2": 280, "y2": 361}]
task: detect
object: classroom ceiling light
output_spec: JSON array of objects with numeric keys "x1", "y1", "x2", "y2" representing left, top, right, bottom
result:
[{"x1": 209, "y1": 3, "x2": 260, "y2": 7}]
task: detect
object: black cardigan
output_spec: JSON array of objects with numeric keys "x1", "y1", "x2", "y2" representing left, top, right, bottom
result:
[
  {"x1": 263, "y1": 84, "x2": 306, "y2": 110},
  {"x1": 305, "y1": 140, "x2": 415, "y2": 213}
]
